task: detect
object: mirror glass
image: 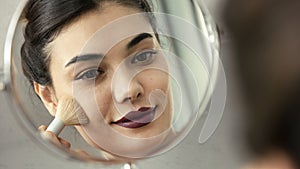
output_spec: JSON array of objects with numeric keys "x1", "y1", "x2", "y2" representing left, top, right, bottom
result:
[{"x1": 4, "y1": 0, "x2": 223, "y2": 168}]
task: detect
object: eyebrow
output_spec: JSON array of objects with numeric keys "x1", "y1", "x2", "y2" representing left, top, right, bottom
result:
[
  {"x1": 127, "y1": 33, "x2": 153, "y2": 49},
  {"x1": 65, "y1": 54, "x2": 104, "y2": 67},
  {"x1": 65, "y1": 33, "x2": 153, "y2": 68}
]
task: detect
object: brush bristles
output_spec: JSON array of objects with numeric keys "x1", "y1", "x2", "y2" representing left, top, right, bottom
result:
[{"x1": 55, "y1": 97, "x2": 89, "y2": 125}]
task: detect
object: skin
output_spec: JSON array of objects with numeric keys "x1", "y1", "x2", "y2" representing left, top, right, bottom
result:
[
  {"x1": 34, "y1": 2, "x2": 173, "y2": 159},
  {"x1": 242, "y1": 150, "x2": 296, "y2": 169}
]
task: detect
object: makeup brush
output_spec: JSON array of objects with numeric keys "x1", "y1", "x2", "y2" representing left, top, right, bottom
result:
[{"x1": 46, "y1": 97, "x2": 89, "y2": 135}]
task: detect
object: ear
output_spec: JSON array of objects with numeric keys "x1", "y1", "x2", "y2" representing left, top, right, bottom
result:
[{"x1": 34, "y1": 82, "x2": 58, "y2": 117}]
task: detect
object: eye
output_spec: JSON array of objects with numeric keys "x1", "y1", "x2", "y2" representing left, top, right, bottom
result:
[
  {"x1": 75, "y1": 68, "x2": 105, "y2": 81},
  {"x1": 131, "y1": 49, "x2": 157, "y2": 65}
]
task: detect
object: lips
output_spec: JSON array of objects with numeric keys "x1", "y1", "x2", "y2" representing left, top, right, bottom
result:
[{"x1": 112, "y1": 107, "x2": 156, "y2": 128}]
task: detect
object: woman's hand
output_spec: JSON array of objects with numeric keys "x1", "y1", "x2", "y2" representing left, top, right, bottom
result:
[
  {"x1": 39, "y1": 125, "x2": 91, "y2": 160},
  {"x1": 38, "y1": 125, "x2": 127, "y2": 164},
  {"x1": 39, "y1": 125, "x2": 71, "y2": 149}
]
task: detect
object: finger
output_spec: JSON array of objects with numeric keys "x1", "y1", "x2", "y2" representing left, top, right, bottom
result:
[
  {"x1": 74, "y1": 149, "x2": 88, "y2": 154},
  {"x1": 44, "y1": 131, "x2": 71, "y2": 149},
  {"x1": 38, "y1": 125, "x2": 47, "y2": 132},
  {"x1": 41, "y1": 131, "x2": 61, "y2": 146},
  {"x1": 73, "y1": 149, "x2": 90, "y2": 159},
  {"x1": 58, "y1": 138, "x2": 71, "y2": 149}
]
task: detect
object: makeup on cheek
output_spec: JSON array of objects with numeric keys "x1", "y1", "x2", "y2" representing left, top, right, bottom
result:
[{"x1": 46, "y1": 97, "x2": 89, "y2": 135}]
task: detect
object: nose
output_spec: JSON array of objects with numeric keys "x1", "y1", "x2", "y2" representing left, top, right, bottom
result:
[{"x1": 112, "y1": 72, "x2": 144, "y2": 103}]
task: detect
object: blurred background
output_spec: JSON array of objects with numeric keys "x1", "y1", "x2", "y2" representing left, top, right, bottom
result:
[{"x1": 0, "y1": 0, "x2": 250, "y2": 169}]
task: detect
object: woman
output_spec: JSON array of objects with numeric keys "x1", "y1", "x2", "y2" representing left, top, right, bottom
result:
[{"x1": 21, "y1": 0, "x2": 175, "y2": 162}]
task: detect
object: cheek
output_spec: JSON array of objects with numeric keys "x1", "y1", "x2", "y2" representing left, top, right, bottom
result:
[
  {"x1": 50, "y1": 66, "x2": 77, "y2": 99},
  {"x1": 51, "y1": 75, "x2": 73, "y2": 98},
  {"x1": 140, "y1": 70, "x2": 169, "y2": 91},
  {"x1": 74, "y1": 126, "x2": 97, "y2": 147},
  {"x1": 94, "y1": 80, "x2": 113, "y2": 116}
]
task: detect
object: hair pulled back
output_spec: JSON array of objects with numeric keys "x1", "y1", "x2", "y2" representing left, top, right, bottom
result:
[{"x1": 21, "y1": 0, "x2": 153, "y2": 87}]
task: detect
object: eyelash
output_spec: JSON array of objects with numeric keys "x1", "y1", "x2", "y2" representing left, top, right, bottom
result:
[
  {"x1": 74, "y1": 49, "x2": 157, "y2": 81},
  {"x1": 75, "y1": 68, "x2": 105, "y2": 81},
  {"x1": 131, "y1": 49, "x2": 157, "y2": 65}
]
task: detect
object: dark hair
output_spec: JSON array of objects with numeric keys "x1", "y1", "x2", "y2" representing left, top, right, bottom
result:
[{"x1": 21, "y1": 0, "x2": 153, "y2": 87}]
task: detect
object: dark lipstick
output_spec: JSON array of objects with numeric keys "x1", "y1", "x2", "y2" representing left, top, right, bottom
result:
[{"x1": 112, "y1": 107, "x2": 156, "y2": 128}]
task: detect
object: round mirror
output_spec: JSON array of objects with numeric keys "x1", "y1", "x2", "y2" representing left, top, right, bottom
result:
[{"x1": 2, "y1": 0, "x2": 225, "y2": 168}]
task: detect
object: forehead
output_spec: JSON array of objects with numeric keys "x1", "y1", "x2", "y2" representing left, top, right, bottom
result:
[{"x1": 49, "y1": 4, "x2": 152, "y2": 69}]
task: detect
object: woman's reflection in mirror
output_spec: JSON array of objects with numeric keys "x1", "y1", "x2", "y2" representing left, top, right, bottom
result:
[{"x1": 21, "y1": 0, "x2": 175, "y2": 163}]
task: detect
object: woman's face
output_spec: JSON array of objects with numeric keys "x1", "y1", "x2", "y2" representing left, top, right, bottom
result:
[{"x1": 45, "y1": 3, "x2": 172, "y2": 150}]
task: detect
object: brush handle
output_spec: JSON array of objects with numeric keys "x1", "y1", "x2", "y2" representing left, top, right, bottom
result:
[{"x1": 47, "y1": 118, "x2": 65, "y2": 135}]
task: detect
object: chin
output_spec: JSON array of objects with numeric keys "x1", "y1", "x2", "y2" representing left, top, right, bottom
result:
[{"x1": 115, "y1": 120, "x2": 170, "y2": 139}]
